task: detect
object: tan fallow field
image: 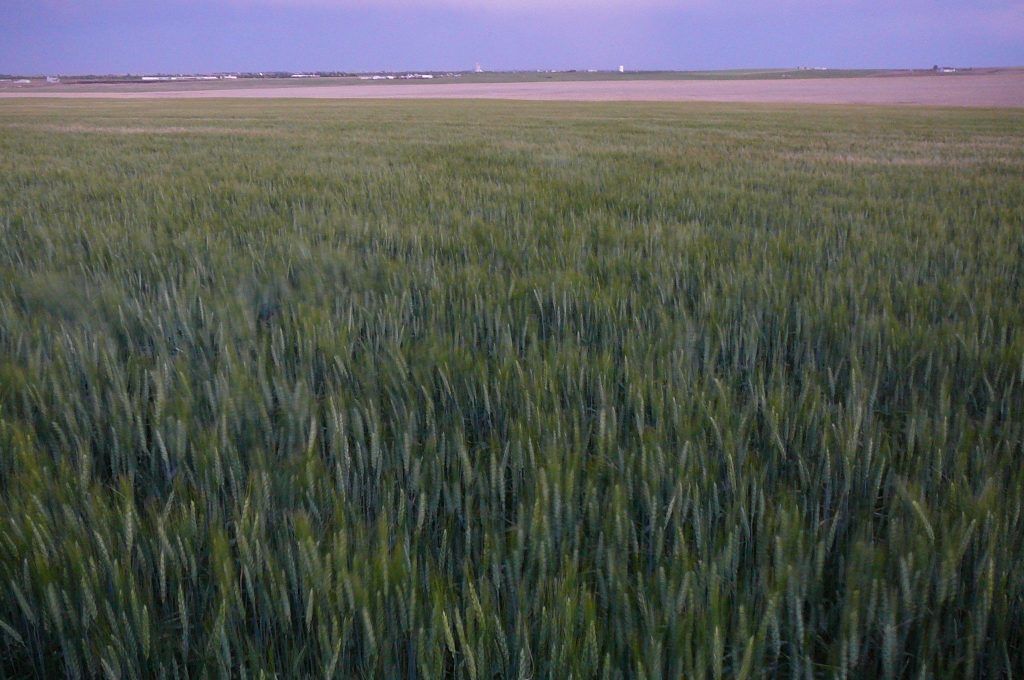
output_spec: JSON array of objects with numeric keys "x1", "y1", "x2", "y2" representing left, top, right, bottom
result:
[{"x1": 1, "y1": 71, "x2": 1023, "y2": 107}]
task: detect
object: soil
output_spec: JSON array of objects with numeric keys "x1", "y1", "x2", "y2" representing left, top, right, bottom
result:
[{"x1": 2, "y1": 72, "x2": 1022, "y2": 107}]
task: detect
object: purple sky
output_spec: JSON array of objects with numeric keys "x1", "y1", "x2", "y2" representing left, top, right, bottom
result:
[{"x1": 2, "y1": 0, "x2": 1022, "y2": 75}]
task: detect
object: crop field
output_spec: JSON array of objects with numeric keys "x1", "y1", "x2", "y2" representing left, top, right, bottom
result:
[
  {"x1": 5, "y1": 72, "x2": 1024, "y2": 108},
  {"x1": 0, "y1": 100, "x2": 1023, "y2": 677},
  {"x1": 0, "y1": 69, "x2": 924, "y2": 95}
]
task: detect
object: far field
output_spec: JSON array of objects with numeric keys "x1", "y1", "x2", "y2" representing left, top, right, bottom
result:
[
  {"x1": 0, "y1": 68, "x2": 936, "y2": 92},
  {"x1": 0, "y1": 100, "x2": 1022, "y2": 677},
  {"x1": 2, "y1": 69, "x2": 1023, "y2": 107}
]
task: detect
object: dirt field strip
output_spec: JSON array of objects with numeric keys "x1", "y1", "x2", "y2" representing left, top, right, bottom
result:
[{"x1": 2, "y1": 73, "x2": 1023, "y2": 107}]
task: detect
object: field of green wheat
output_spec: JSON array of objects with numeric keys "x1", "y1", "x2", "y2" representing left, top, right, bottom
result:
[{"x1": 1, "y1": 100, "x2": 1022, "y2": 678}]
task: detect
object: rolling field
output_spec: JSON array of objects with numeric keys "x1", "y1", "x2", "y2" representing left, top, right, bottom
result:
[{"x1": 1, "y1": 100, "x2": 1023, "y2": 677}]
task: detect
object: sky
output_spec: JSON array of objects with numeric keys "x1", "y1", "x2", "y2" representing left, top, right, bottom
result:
[{"x1": 2, "y1": 0, "x2": 1022, "y2": 75}]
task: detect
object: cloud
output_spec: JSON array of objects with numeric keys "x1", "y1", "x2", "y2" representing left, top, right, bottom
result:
[
  {"x1": 29, "y1": 0, "x2": 1024, "y2": 37},
  {"x1": 212, "y1": 0, "x2": 669, "y2": 8},
  {"x1": 35, "y1": 0, "x2": 1024, "y2": 20},
  {"x1": 951, "y1": 5, "x2": 1024, "y2": 40},
  {"x1": 229, "y1": 0, "x2": 679, "y2": 5}
]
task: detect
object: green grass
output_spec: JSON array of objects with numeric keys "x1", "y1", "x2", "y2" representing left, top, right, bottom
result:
[{"x1": 0, "y1": 99, "x2": 1022, "y2": 678}]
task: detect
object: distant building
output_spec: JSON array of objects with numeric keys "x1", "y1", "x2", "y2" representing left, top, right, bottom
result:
[{"x1": 619, "y1": 65, "x2": 625, "y2": 73}]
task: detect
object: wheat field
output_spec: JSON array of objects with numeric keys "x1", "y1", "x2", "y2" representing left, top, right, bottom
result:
[{"x1": 1, "y1": 100, "x2": 1022, "y2": 677}]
